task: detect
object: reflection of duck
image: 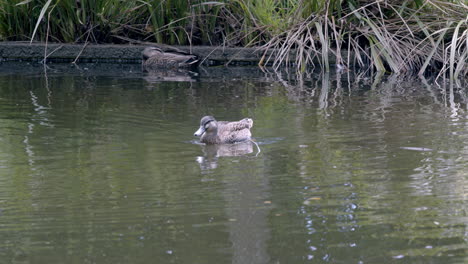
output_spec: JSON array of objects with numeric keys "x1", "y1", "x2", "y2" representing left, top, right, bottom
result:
[
  {"x1": 142, "y1": 47, "x2": 199, "y2": 69},
  {"x1": 194, "y1": 116, "x2": 253, "y2": 144},
  {"x1": 143, "y1": 69, "x2": 198, "y2": 83},
  {"x1": 203, "y1": 141, "x2": 253, "y2": 157},
  {"x1": 196, "y1": 141, "x2": 254, "y2": 171}
]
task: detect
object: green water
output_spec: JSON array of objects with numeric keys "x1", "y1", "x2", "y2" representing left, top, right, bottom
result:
[{"x1": 0, "y1": 63, "x2": 466, "y2": 264}]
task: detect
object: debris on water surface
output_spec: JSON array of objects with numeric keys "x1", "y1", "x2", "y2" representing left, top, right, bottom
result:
[{"x1": 303, "y1": 197, "x2": 321, "y2": 205}]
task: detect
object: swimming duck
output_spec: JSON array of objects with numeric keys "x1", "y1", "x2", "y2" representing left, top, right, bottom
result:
[
  {"x1": 194, "y1": 116, "x2": 253, "y2": 144},
  {"x1": 142, "y1": 46, "x2": 199, "y2": 69}
]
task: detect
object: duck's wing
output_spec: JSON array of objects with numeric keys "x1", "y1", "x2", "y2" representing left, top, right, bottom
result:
[
  {"x1": 227, "y1": 129, "x2": 251, "y2": 143},
  {"x1": 162, "y1": 53, "x2": 199, "y2": 65},
  {"x1": 144, "y1": 53, "x2": 199, "y2": 69},
  {"x1": 143, "y1": 56, "x2": 169, "y2": 68},
  {"x1": 219, "y1": 118, "x2": 253, "y2": 132},
  {"x1": 218, "y1": 119, "x2": 253, "y2": 143}
]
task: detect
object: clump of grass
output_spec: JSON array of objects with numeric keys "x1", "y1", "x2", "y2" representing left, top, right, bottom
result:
[
  {"x1": 0, "y1": 0, "x2": 201, "y2": 44},
  {"x1": 256, "y1": 0, "x2": 467, "y2": 77}
]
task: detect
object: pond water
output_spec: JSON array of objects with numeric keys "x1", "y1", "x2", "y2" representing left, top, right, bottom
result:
[{"x1": 0, "y1": 62, "x2": 466, "y2": 264}]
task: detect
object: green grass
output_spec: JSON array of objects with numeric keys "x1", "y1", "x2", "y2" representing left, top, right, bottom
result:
[{"x1": 0, "y1": 0, "x2": 466, "y2": 77}]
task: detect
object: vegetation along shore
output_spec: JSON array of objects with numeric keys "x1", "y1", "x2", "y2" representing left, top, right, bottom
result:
[{"x1": 0, "y1": 0, "x2": 466, "y2": 78}]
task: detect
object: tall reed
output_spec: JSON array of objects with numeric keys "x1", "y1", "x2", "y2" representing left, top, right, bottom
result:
[{"x1": 255, "y1": 0, "x2": 466, "y2": 77}]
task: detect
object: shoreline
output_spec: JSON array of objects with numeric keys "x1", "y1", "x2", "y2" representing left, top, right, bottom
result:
[
  {"x1": 0, "y1": 42, "x2": 339, "y2": 66},
  {"x1": 0, "y1": 42, "x2": 268, "y2": 65}
]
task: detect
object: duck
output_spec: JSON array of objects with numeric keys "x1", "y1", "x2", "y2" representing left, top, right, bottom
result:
[
  {"x1": 194, "y1": 116, "x2": 253, "y2": 144},
  {"x1": 142, "y1": 46, "x2": 199, "y2": 69}
]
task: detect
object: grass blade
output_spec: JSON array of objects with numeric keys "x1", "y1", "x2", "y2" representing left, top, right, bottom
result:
[
  {"x1": 449, "y1": 20, "x2": 464, "y2": 81},
  {"x1": 418, "y1": 27, "x2": 449, "y2": 76},
  {"x1": 30, "y1": 0, "x2": 53, "y2": 44}
]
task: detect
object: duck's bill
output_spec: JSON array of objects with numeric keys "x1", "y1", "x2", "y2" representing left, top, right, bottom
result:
[{"x1": 194, "y1": 126, "x2": 205, "y2": 137}]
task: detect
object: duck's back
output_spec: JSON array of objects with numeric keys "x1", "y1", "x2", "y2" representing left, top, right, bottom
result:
[
  {"x1": 217, "y1": 119, "x2": 253, "y2": 144},
  {"x1": 144, "y1": 53, "x2": 198, "y2": 69}
]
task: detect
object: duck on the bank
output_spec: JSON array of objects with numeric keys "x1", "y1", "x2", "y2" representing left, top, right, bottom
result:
[
  {"x1": 142, "y1": 46, "x2": 199, "y2": 69},
  {"x1": 194, "y1": 116, "x2": 253, "y2": 144}
]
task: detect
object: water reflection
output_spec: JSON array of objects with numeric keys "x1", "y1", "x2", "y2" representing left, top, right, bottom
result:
[
  {"x1": 223, "y1": 164, "x2": 271, "y2": 264},
  {"x1": 143, "y1": 68, "x2": 198, "y2": 83},
  {"x1": 0, "y1": 62, "x2": 466, "y2": 264},
  {"x1": 195, "y1": 141, "x2": 254, "y2": 171}
]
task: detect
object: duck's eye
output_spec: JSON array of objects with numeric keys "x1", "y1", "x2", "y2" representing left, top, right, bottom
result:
[{"x1": 204, "y1": 120, "x2": 212, "y2": 129}]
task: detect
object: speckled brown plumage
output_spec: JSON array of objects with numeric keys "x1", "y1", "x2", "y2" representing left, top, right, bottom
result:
[
  {"x1": 142, "y1": 46, "x2": 199, "y2": 69},
  {"x1": 194, "y1": 116, "x2": 253, "y2": 144}
]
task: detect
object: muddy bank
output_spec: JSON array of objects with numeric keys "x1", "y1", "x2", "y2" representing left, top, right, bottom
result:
[
  {"x1": 0, "y1": 42, "x2": 282, "y2": 65},
  {"x1": 0, "y1": 42, "x2": 345, "y2": 66}
]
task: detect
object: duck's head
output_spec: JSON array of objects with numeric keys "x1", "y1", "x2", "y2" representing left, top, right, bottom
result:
[
  {"x1": 194, "y1": 116, "x2": 217, "y2": 137},
  {"x1": 142, "y1": 46, "x2": 164, "y2": 60}
]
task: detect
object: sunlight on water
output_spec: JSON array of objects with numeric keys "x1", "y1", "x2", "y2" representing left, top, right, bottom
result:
[{"x1": 0, "y1": 62, "x2": 466, "y2": 263}]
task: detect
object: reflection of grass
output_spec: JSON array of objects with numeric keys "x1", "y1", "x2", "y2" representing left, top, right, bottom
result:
[{"x1": 0, "y1": 0, "x2": 466, "y2": 76}]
